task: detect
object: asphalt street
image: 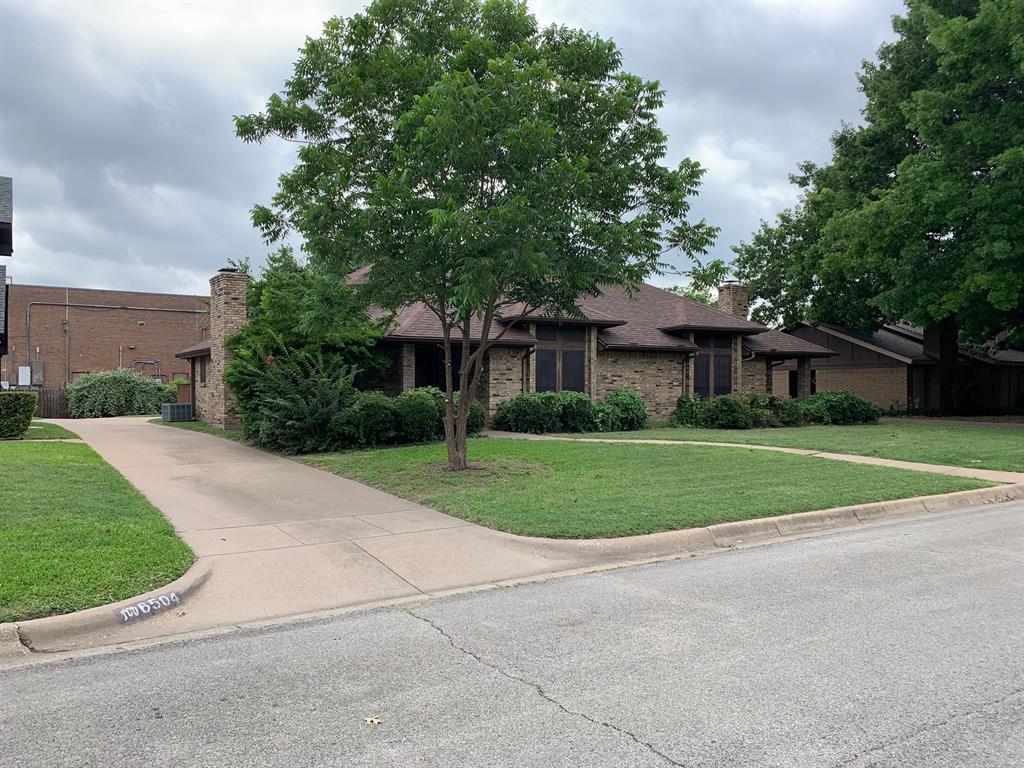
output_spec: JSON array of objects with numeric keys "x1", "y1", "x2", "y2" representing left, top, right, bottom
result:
[{"x1": 3, "y1": 502, "x2": 1022, "y2": 767}]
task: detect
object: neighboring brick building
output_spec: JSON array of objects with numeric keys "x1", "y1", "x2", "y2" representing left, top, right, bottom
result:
[
  {"x1": 776, "y1": 322, "x2": 1024, "y2": 412},
  {"x1": 0, "y1": 282, "x2": 207, "y2": 389}
]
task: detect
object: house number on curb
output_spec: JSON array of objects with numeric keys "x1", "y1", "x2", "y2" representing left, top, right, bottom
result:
[{"x1": 117, "y1": 592, "x2": 181, "y2": 623}]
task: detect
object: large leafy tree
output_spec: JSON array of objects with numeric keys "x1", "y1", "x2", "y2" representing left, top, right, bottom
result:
[
  {"x1": 236, "y1": 0, "x2": 716, "y2": 469},
  {"x1": 733, "y1": 0, "x2": 1024, "y2": 404}
]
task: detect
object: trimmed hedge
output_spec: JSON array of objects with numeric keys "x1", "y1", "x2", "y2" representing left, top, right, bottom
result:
[
  {"x1": 800, "y1": 390, "x2": 883, "y2": 425},
  {"x1": 672, "y1": 390, "x2": 880, "y2": 430},
  {"x1": 491, "y1": 388, "x2": 648, "y2": 434},
  {"x1": 67, "y1": 369, "x2": 176, "y2": 418},
  {"x1": 0, "y1": 391, "x2": 38, "y2": 438}
]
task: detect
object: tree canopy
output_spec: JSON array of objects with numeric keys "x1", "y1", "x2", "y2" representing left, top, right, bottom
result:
[
  {"x1": 733, "y1": 0, "x2": 1024, "y2": 348},
  {"x1": 237, "y1": 0, "x2": 716, "y2": 468}
]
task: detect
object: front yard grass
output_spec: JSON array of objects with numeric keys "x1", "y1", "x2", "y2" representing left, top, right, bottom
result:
[
  {"x1": 0, "y1": 441, "x2": 194, "y2": 622},
  {"x1": 18, "y1": 419, "x2": 79, "y2": 440},
  {"x1": 587, "y1": 421, "x2": 1024, "y2": 473},
  {"x1": 306, "y1": 438, "x2": 990, "y2": 538}
]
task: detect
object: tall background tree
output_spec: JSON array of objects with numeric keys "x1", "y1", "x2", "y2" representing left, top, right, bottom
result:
[
  {"x1": 733, "y1": 0, "x2": 1024, "y2": 410},
  {"x1": 236, "y1": 0, "x2": 716, "y2": 468}
]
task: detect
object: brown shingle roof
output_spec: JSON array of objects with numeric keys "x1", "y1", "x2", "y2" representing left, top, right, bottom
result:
[
  {"x1": 744, "y1": 329, "x2": 834, "y2": 358},
  {"x1": 175, "y1": 339, "x2": 211, "y2": 359}
]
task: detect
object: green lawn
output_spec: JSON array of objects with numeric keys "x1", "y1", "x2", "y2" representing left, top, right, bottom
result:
[
  {"x1": 18, "y1": 419, "x2": 79, "y2": 440},
  {"x1": 0, "y1": 441, "x2": 194, "y2": 622},
  {"x1": 585, "y1": 421, "x2": 1024, "y2": 473},
  {"x1": 150, "y1": 418, "x2": 246, "y2": 443},
  {"x1": 306, "y1": 438, "x2": 990, "y2": 538}
]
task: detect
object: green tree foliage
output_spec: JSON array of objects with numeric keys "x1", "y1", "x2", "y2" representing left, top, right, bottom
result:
[
  {"x1": 665, "y1": 257, "x2": 731, "y2": 306},
  {"x1": 733, "y1": 0, "x2": 1024, "y2": 347},
  {"x1": 224, "y1": 247, "x2": 387, "y2": 415},
  {"x1": 236, "y1": 0, "x2": 716, "y2": 469}
]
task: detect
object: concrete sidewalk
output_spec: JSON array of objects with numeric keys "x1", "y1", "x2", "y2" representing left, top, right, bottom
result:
[{"x1": 485, "y1": 430, "x2": 1024, "y2": 484}]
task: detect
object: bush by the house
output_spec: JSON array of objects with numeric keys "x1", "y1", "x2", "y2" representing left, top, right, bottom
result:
[
  {"x1": 395, "y1": 387, "x2": 445, "y2": 443},
  {"x1": 352, "y1": 391, "x2": 398, "y2": 447},
  {"x1": 491, "y1": 391, "x2": 592, "y2": 433},
  {"x1": 672, "y1": 390, "x2": 879, "y2": 430},
  {"x1": 67, "y1": 369, "x2": 176, "y2": 418},
  {"x1": 602, "y1": 388, "x2": 648, "y2": 430},
  {"x1": 491, "y1": 389, "x2": 646, "y2": 434},
  {"x1": 240, "y1": 349, "x2": 362, "y2": 454},
  {"x1": 799, "y1": 390, "x2": 882, "y2": 425},
  {"x1": 0, "y1": 391, "x2": 38, "y2": 438}
]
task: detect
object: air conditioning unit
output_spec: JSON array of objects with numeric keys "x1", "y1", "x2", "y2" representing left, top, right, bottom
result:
[{"x1": 161, "y1": 403, "x2": 193, "y2": 422}]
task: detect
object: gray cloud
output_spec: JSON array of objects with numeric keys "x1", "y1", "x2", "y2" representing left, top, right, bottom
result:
[{"x1": 0, "y1": 0, "x2": 902, "y2": 293}]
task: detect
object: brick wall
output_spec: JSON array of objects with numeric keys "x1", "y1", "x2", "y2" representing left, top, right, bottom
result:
[
  {"x1": 486, "y1": 346, "x2": 525, "y2": 412},
  {"x1": 594, "y1": 349, "x2": 686, "y2": 418},
  {"x1": 193, "y1": 357, "x2": 214, "y2": 422},
  {"x1": 815, "y1": 366, "x2": 907, "y2": 409},
  {"x1": 205, "y1": 270, "x2": 248, "y2": 429},
  {"x1": 740, "y1": 357, "x2": 768, "y2": 394},
  {"x1": 0, "y1": 283, "x2": 206, "y2": 388}
]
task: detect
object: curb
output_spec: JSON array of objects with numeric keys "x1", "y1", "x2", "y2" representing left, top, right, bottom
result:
[
  {"x1": 4, "y1": 484, "x2": 1022, "y2": 663},
  {"x1": 9, "y1": 559, "x2": 213, "y2": 654}
]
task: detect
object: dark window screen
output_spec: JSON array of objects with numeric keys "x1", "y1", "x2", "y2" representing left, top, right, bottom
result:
[
  {"x1": 199, "y1": 357, "x2": 207, "y2": 384},
  {"x1": 559, "y1": 325, "x2": 586, "y2": 343},
  {"x1": 535, "y1": 324, "x2": 558, "y2": 341},
  {"x1": 714, "y1": 354, "x2": 732, "y2": 395},
  {"x1": 561, "y1": 350, "x2": 585, "y2": 392},
  {"x1": 536, "y1": 349, "x2": 557, "y2": 392},
  {"x1": 694, "y1": 355, "x2": 710, "y2": 397}
]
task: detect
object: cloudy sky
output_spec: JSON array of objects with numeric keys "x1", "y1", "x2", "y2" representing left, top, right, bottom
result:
[{"x1": 0, "y1": 0, "x2": 903, "y2": 295}]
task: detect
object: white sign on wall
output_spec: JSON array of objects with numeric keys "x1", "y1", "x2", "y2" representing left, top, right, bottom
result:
[{"x1": 17, "y1": 366, "x2": 30, "y2": 386}]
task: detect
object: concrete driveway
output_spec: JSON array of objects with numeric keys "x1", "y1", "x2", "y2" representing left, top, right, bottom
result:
[{"x1": 42, "y1": 418, "x2": 637, "y2": 647}]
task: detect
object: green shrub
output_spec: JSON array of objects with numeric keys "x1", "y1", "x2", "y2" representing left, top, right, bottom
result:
[
  {"x1": 238, "y1": 349, "x2": 361, "y2": 454},
  {"x1": 703, "y1": 395, "x2": 754, "y2": 429},
  {"x1": 672, "y1": 394, "x2": 706, "y2": 427},
  {"x1": 395, "y1": 387, "x2": 445, "y2": 443},
  {"x1": 67, "y1": 369, "x2": 177, "y2": 418},
  {"x1": 553, "y1": 391, "x2": 597, "y2": 432},
  {"x1": 800, "y1": 390, "x2": 882, "y2": 425},
  {"x1": 593, "y1": 401, "x2": 622, "y2": 432},
  {"x1": 492, "y1": 392, "x2": 563, "y2": 433},
  {"x1": 0, "y1": 391, "x2": 38, "y2": 438},
  {"x1": 353, "y1": 391, "x2": 398, "y2": 446},
  {"x1": 602, "y1": 389, "x2": 647, "y2": 430},
  {"x1": 491, "y1": 391, "x2": 597, "y2": 433},
  {"x1": 776, "y1": 396, "x2": 804, "y2": 427}
]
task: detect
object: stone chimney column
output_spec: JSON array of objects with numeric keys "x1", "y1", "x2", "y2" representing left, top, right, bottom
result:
[
  {"x1": 208, "y1": 267, "x2": 248, "y2": 429},
  {"x1": 718, "y1": 282, "x2": 749, "y2": 320}
]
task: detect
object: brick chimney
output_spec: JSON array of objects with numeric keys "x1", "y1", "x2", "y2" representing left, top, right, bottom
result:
[
  {"x1": 718, "y1": 281, "x2": 749, "y2": 320},
  {"x1": 208, "y1": 267, "x2": 248, "y2": 429}
]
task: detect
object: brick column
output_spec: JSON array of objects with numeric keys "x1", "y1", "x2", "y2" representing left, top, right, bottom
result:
[
  {"x1": 208, "y1": 268, "x2": 248, "y2": 429},
  {"x1": 796, "y1": 357, "x2": 811, "y2": 400},
  {"x1": 586, "y1": 327, "x2": 598, "y2": 397},
  {"x1": 731, "y1": 334, "x2": 742, "y2": 394},
  {"x1": 401, "y1": 343, "x2": 416, "y2": 391}
]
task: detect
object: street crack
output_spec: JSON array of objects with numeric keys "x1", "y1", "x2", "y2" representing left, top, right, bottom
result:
[
  {"x1": 406, "y1": 608, "x2": 687, "y2": 767},
  {"x1": 831, "y1": 687, "x2": 1024, "y2": 767}
]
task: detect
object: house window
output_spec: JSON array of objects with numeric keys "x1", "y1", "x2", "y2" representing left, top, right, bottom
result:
[
  {"x1": 693, "y1": 333, "x2": 734, "y2": 397},
  {"x1": 415, "y1": 345, "x2": 463, "y2": 390},
  {"x1": 199, "y1": 357, "x2": 207, "y2": 384},
  {"x1": 535, "y1": 324, "x2": 587, "y2": 393}
]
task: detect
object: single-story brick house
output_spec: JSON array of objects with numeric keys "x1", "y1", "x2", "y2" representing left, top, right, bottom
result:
[
  {"x1": 178, "y1": 269, "x2": 832, "y2": 426},
  {"x1": 775, "y1": 322, "x2": 1024, "y2": 412},
  {"x1": 347, "y1": 271, "x2": 834, "y2": 419}
]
